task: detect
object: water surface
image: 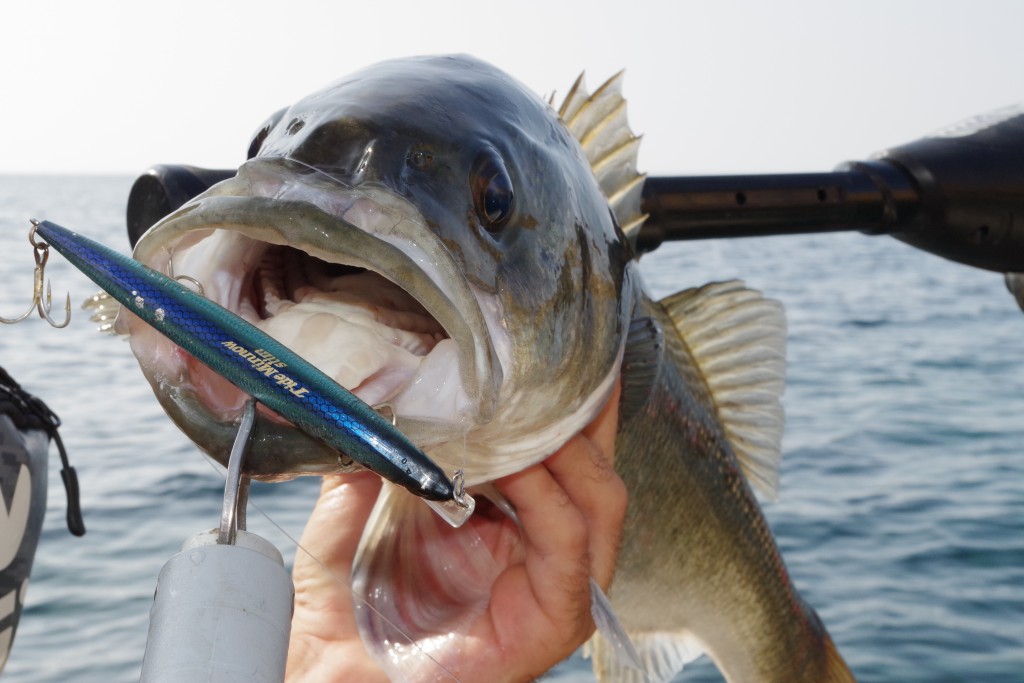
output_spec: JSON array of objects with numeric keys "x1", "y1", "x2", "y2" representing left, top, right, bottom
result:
[{"x1": 1, "y1": 176, "x2": 1021, "y2": 681}]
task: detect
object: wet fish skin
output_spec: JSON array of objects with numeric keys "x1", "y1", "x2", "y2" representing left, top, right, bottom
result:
[
  {"x1": 118, "y1": 55, "x2": 855, "y2": 681},
  {"x1": 609, "y1": 297, "x2": 854, "y2": 682}
]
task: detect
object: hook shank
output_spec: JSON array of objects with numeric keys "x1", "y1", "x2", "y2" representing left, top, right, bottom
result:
[{"x1": 0, "y1": 220, "x2": 72, "y2": 328}]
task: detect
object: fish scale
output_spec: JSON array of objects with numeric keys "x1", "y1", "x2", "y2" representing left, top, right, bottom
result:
[{"x1": 32, "y1": 219, "x2": 455, "y2": 503}]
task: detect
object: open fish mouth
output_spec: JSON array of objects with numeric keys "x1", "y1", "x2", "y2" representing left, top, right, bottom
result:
[
  {"x1": 125, "y1": 157, "x2": 504, "y2": 477},
  {"x1": 247, "y1": 246, "x2": 449, "y2": 408}
]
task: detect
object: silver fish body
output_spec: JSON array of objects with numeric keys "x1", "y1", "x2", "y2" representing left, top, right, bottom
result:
[
  {"x1": 123, "y1": 55, "x2": 853, "y2": 681},
  {"x1": 606, "y1": 295, "x2": 854, "y2": 681}
]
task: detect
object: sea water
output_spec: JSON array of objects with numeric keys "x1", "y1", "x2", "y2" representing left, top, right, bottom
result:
[{"x1": 0, "y1": 176, "x2": 1021, "y2": 682}]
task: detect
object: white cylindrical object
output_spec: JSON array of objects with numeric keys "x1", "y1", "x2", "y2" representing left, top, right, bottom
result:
[{"x1": 140, "y1": 529, "x2": 293, "y2": 683}]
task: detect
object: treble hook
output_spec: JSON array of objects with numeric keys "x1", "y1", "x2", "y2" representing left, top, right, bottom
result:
[{"x1": 0, "y1": 220, "x2": 72, "y2": 328}]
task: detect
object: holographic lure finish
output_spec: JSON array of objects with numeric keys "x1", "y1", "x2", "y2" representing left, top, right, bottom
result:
[{"x1": 33, "y1": 219, "x2": 455, "y2": 502}]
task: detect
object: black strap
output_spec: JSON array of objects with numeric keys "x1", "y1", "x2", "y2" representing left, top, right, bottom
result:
[{"x1": 0, "y1": 365, "x2": 85, "y2": 536}]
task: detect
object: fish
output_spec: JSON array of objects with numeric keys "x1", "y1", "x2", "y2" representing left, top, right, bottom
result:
[{"x1": 121, "y1": 54, "x2": 855, "y2": 682}]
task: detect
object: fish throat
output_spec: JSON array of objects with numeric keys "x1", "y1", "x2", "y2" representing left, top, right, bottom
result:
[
  {"x1": 252, "y1": 245, "x2": 448, "y2": 356},
  {"x1": 161, "y1": 229, "x2": 463, "y2": 423},
  {"x1": 251, "y1": 244, "x2": 450, "y2": 401}
]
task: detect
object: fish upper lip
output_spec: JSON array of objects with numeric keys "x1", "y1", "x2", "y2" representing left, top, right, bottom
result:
[{"x1": 132, "y1": 157, "x2": 503, "y2": 427}]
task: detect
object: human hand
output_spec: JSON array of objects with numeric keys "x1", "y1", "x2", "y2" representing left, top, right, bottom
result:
[{"x1": 286, "y1": 382, "x2": 625, "y2": 682}]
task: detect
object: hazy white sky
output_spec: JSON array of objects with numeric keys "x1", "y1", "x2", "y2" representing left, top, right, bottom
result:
[{"x1": 2, "y1": 0, "x2": 1022, "y2": 176}]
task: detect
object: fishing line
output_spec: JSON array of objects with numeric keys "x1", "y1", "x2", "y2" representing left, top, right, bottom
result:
[
  {"x1": 250, "y1": 496, "x2": 467, "y2": 683},
  {"x1": 196, "y1": 452, "x2": 467, "y2": 683}
]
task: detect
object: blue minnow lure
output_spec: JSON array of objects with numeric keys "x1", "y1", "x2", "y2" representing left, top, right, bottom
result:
[{"x1": 33, "y1": 219, "x2": 471, "y2": 516}]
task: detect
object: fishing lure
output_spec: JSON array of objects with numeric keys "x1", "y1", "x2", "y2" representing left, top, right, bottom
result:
[{"x1": 30, "y1": 219, "x2": 473, "y2": 525}]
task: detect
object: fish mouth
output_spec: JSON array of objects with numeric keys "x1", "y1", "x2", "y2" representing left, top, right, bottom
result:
[{"x1": 126, "y1": 157, "x2": 503, "y2": 478}]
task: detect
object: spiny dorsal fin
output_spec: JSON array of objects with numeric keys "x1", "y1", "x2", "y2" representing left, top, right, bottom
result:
[
  {"x1": 660, "y1": 280, "x2": 787, "y2": 500},
  {"x1": 558, "y1": 72, "x2": 647, "y2": 244}
]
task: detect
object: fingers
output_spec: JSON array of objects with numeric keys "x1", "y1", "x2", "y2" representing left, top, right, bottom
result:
[
  {"x1": 582, "y1": 380, "x2": 622, "y2": 464},
  {"x1": 490, "y1": 382, "x2": 626, "y2": 643},
  {"x1": 288, "y1": 383, "x2": 626, "y2": 683},
  {"x1": 287, "y1": 471, "x2": 386, "y2": 682},
  {"x1": 291, "y1": 470, "x2": 382, "y2": 631},
  {"x1": 487, "y1": 465, "x2": 591, "y2": 674},
  {"x1": 497, "y1": 453, "x2": 591, "y2": 622},
  {"x1": 296, "y1": 471, "x2": 382, "y2": 575},
  {"x1": 546, "y1": 381, "x2": 626, "y2": 592}
]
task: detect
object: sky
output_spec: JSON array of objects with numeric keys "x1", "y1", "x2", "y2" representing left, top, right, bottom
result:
[{"x1": 1, "y1": 0, "x2": 1022, "y2": 176}]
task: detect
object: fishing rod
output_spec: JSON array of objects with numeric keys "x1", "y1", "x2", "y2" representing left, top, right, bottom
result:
[
  {"x1": 125, "y1": 104, "x2": 1024, "y2": 274},
  {"x1": 637, "y1": 104, "x2": 1024, "y2": 274}
]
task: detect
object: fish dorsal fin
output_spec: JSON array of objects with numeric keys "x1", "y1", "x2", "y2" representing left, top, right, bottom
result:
[
  {"x1": 660, "y1": 280, "x2": 787, "y2": 500},
  {"x1": 558, "y1": 72, "x2": 647, "y2": 243}
]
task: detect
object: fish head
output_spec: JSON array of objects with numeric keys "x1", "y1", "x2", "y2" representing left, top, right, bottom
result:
[{"x1": 126, "y1": 55, "x2": 636, "y2": 481}]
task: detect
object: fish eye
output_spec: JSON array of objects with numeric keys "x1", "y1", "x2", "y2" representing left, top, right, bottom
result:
[{"x1": 471, "y1": 150, "x2": 515, "y2": 232}]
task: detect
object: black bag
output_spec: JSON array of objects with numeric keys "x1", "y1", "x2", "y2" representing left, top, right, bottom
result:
[{"x1": 0, "y1": 366, "x2": 83, "y2": 672}]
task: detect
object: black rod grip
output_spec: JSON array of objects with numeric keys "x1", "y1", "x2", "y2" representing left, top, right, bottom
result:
[
  {"x1": 636, "y1": 166, "x2": 919, "y2": 253},
  {"x1": 635, "y1": 105, "x2": 1024, "y2": 273}
]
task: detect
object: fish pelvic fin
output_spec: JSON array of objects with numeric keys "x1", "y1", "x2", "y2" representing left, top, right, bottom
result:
[
  {"x1": 588, "y1": 578, "x2": 645, "y2": 677},
  {"x1": 558, "y1": 71, "x2": 648, "y2": 246},
  {"x1": 660, "y1": 280, "x2": 787, "y2": 500},
  {"x1": 586, "y1": 629, "x2": 704, "y2": 683}
]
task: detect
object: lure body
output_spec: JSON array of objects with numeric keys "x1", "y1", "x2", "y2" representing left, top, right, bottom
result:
[{"x1": 34, "y1": 220, "x2": 455, "y2": 502}]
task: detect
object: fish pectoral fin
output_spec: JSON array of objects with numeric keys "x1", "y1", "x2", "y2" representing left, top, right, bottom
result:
[
  {"x1": 660, "y1": 280, "x2": 787, "y2": 500},
  {"x1": 81, "y1": 291, "x2": 124, "y2": 335},
  {"x1": 620, "y1": 316, "x2": 664, "y2": 422},
  {"x1": 586, "y1": 628, "x2": 705, "y2": 683}
]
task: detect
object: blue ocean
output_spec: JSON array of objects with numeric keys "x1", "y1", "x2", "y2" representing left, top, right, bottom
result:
[{"x1": 0, "y1": 175, "x2": 1021, "y2": 682}]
